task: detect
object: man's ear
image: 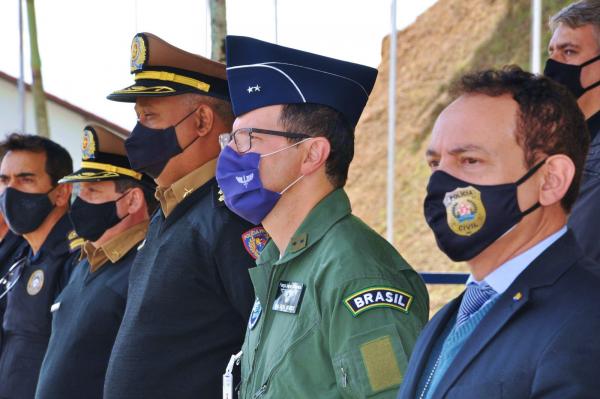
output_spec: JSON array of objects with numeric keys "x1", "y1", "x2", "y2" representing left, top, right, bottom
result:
[
  {"x1": 192, "y1": 104, "x2": 215, "y2": 137},
  {"x1": 538, "y1": 154, "x2": 576, "y2": 207},
  {"x1": 300, "y1": 137, "x2": 330, "y2": 176},
  {"x1": 124, "y1": 187, "x2": 144, "y2": 215},
  {"x1": 53, "y1": 183, "x2": 72, "y2": 207}
]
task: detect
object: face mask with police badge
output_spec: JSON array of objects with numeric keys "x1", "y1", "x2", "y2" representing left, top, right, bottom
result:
[
  {"x1": 423, "y1": 159, "x2": 546, "y2": 262},
  {"x1": 216, "y1": 140, "x2": 310, "y2": 225},
  {"x1": 544, "y1": 53, "x2": 600, "y2": 98},
  {"x1": 125, "y1": 108, "x2": 199, "y2": 179},
  {"x1": 0, "y1": 186, "x2": 56, "y2": 235},
  {"x1": 68, "y1": 191, "x2": 131, "y2": 242}
]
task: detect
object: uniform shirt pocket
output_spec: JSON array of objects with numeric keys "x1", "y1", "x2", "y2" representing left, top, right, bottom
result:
[{"x1": 332, "y1": 323, "x2": 408, "y2": 398}]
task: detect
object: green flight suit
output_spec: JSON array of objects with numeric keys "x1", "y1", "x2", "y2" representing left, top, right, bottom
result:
[{"x1": 240, "y1": 189, "x2": 429, "y2": 398}]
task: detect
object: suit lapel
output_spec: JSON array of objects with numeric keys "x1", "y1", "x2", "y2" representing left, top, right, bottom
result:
[
  {"x1": 402, "y1": 297, "x2": 461, "y2": 398},
  {"x1": 432, "y1": 230, "x2": 581, "y2": 398}
]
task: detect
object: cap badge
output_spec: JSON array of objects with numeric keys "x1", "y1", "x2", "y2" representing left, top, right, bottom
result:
[
  {"x1": 130, "y1": 35, "x2": 147, "y2": 73},
  {"x1": 247, "y1": 84, "x2": 261, "y2": 93},
  {"x1": 81, "y1": 128, "x2": 96, "y2": 160},
  {"x1": 444, "y1": 186, "x2": 486, "y2": 237}
]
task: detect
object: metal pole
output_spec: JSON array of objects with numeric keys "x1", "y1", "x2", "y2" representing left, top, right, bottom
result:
[
  {"x1": 274, "y1": 0, "x2": 278, "y2": 43},
  {"x1": 531, "y1": 0, "x2": 542, "y2": 73},
  {"x1": 18, "y1": 0, "x2": 26, "y2": 133},
  {"x1": 386, "y1": 0, "x2": 397, "y2": 244}
]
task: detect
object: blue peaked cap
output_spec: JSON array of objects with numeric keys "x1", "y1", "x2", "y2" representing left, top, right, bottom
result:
[{"x1": 225, "y1": 36, "x2": 378, "y2": 127}]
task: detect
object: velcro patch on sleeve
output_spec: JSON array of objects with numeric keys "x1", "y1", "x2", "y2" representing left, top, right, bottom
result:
[
  {"x1": 361, "y1": 335, "x2": 402, "y2": 392},
  {"x1": 344, "y1": 287, "x2": 412, "y2": 317}
]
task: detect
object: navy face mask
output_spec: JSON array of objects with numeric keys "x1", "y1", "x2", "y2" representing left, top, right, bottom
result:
[
  {"x1": 0, "y1": 187, "x2": 55, "y2": 235},
  {"x1": 544, "y1": 53, "x2": 600, "y2": 98},
  {"x1": 423, "y1": 160, "x2": 545, "y2": 262},
  {"x1": 125, "y1": 108, "x2": 198, "y2": 179},
  {"x1": 68, "y1": 191, "x2": 130, "y2": 241}
]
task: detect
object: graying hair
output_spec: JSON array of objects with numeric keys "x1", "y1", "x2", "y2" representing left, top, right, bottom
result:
[
  {"x1": 183, "y1": 93, "x2": 234, "y2": 127},
  {"x1": 550, "y1": 0, "x2": 600, "y2": 47}
]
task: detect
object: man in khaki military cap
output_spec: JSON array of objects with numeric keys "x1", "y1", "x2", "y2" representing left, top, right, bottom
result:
[
  {"x1": 104, "y1": 33, "x2": 264, "y2": 399},
  {"x1": 35, "y1": 124, "x2": 157, "y2": 399}
]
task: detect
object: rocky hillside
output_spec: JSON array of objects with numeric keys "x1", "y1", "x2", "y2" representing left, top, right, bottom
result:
[{"x1": 347, "y1": 0, "x2": 572, "y2": 311}]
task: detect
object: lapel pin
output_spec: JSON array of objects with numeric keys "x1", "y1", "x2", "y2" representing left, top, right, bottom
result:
[{"x1": 513, "y1": 292, "x2": 523, "y2": 301}]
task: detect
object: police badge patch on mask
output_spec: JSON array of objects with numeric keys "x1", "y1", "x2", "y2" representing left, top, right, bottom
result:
[
  {"x1": 272, "y1": 281, "x2": 305, "y2": 314},
  {"x1": 443, "y1": 186, "x2": 486, "y2": 236}
]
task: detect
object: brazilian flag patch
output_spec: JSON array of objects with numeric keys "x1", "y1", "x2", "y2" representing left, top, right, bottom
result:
[{"x1": 344, "y1": 287, "x2": 413, "y2": 317}]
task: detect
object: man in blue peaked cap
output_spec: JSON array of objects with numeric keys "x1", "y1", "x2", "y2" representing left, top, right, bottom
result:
[{"x1": 216, "y1": 36, "x2": 429, "y2": 399}]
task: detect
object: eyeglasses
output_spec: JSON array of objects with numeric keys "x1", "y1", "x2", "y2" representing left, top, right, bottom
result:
[{"x1": 219, "y1": 128, "x2": 311, "y2": 154}]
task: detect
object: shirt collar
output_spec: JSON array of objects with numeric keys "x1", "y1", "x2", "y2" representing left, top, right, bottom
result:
[
  {"x1": 467, "y1": 226, "x2": 567, "y2": 294},
  {"x1": 82, "y1": 221, "x2": 149, "y2": 273},
  {"x1": 155, "y1": 158, "x2": 217, "y2": 217},
  {"x1": 257, "y1": 188, "x2": 351, "y2": 266}
]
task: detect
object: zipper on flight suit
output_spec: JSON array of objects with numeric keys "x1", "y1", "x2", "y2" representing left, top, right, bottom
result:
[{"x1": 246, "y1": 262, "x2": 281, "y2": 398}]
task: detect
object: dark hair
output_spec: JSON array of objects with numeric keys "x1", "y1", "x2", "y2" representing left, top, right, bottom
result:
[
  {"x1": 114, "y1": 178, "x2": 159, "y2": 215},
  {"x1": 0, "y1": 133, "x2": 73, "y2": 185},
  {"x1": 452, "y1": 65, "x2": 589, "y2": 212},
  {"x1": 279, "y1": 103, "x2": 354, "y2": 188}
]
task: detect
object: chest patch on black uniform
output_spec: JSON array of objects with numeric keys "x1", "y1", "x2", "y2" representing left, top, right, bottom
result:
[
  {"x1": 344, "y1": 287, "x2": 412, "y2": 317},
  {"x1": 272, "y1": 281, "x2": 304, "y2": 314}
]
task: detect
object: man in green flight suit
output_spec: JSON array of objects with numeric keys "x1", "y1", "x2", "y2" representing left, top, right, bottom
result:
[{"x1": 216, "y1": 36, "x2": 429, "y2": 398}]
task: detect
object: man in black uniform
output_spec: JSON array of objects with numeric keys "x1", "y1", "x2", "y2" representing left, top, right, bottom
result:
[
  {"x1": 35, "y1": 124, "x2": 157, "y2": 399},
  {"x1": 545, "y1": 1, "x2": 600, "y2": 261},
  {"x1": 0, "y1": 134, "x2": 78, "y2": 399},
  {"x1": 0, "y1": 214, "x2": 28, "y2": 315},
  {"x1": 103, "y1": 33, "x2": 266, "y2": 398}
]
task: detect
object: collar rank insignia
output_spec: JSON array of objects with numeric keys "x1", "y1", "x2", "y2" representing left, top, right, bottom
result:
[
  {"x1": 81, "y1": 128, "x2": 96, "y2": 160},
  {"x1": 344, "y1": 287, "x2": 413, "y2": 317},
  {"x1": 272, "y1": 281, "x2": 305, "y2": 314},
  {"x1": 242, "y1": 227, "x2": 269, "y2": 260},
  {"x1": 248, "y1": 298, "x2": 262, "y2": 330}
]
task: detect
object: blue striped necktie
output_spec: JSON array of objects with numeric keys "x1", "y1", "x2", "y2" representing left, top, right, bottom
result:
[{"x1": 456, "y1": 282, "x2": 497, "y2": 327}]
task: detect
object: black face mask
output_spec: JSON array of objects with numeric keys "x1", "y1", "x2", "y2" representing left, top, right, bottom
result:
[
  {"x1": 68, "y1": 192, "x2": 130, "y2": 242},
  {"x1": 544, "y1": 53, "x2": 600, "y2": 98},
  {"x1": 423, "y1": 160, "x2": 545, "y2": 262},
  {"x1": 125, "y1": 108, "x2": 198, "y2": 178},
  {"x1": 0, "y1": 187, "x2": 55, "y2": 235}
]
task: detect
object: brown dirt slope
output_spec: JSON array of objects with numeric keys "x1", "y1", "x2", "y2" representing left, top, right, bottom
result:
[{"x1": 347, "y1": 0, "x2": 573, "y2": 312}]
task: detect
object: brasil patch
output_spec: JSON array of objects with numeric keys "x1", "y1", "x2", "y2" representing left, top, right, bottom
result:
[
  {"x1": 344, "y1": 287, "x2": 413, "y2": 317},
  {"x1": 242, "y1": 227, "x2": 269, "y2": 260}
]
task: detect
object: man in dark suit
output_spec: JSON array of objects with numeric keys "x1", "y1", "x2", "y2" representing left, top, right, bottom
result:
[{"x1": 398, "y1": 66, "x2": 600, "y2": 399}]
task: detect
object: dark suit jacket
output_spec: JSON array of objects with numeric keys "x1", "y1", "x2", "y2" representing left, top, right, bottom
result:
[{"x1": 398, "y1": 230, "x2": 600, "y2": 399}]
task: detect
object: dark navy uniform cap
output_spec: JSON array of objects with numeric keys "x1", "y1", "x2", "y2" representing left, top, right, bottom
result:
[
  {"x1": 108, "y1": 32, "x2": 229, "y2": 102},
  {"x1": 59, "y1": 124, "x2": 155, "y2": 189},
  {"x1": 225, "y1": 35, "x2": 378, "y2": 127}
]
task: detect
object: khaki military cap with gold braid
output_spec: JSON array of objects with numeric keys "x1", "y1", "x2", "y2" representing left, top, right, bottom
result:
[
  {"x1": 107, "y1": 32, "x2": 229, "y2": 102},
  {"x1": 59, "y1": 124, "x2": 155, "y2": 188}
]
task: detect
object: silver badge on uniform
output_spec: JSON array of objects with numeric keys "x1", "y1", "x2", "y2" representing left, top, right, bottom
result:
[
  {"x1": 248, "y1": 298, "x2": 262, "y2": 330},
  {"x1": 272, "y1": 281, "x2": 305, "y2": 314}
]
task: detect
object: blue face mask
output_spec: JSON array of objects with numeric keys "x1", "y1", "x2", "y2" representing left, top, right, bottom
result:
[
  {"x1": 216, "y1": 140, "x2": 309, "y2": 225},
  {"x1": 125, "y1": 108, "x2": 198, "y2": 179}
]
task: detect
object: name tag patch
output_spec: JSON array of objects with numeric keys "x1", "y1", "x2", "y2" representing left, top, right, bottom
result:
[
  {"x1": 272, "y1": 281, "x2": 304, "y2": 314},
  {"x1": 344, "y1": 287, "x2": 412, "y2": 317}
]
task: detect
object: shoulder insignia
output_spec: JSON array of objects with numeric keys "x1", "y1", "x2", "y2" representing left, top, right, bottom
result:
[
  {"x1": 67, "y1": 230, "x2": 84, "y2": 252},
  {"x1": 344, "y1": 287, "x2": 413, "y2": 317},
  {"x1": 242, "y1": 227, "x2": 269, "y2": 260}
]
